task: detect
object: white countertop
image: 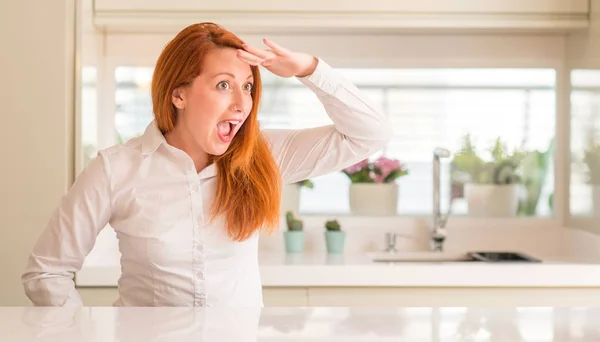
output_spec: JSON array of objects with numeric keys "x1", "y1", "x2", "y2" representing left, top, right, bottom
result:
[
  {"x1": 6, "y1": 306, "x2": 600, "y2": 341},
  {"x1": 76, "y1": 251, "x2": 600, "y2": 288}
]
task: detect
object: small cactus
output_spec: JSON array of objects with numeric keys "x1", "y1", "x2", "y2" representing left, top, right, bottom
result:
[
  {"x1": 325, "y1": 219, "x2": 341, "y2": 231},
  {"x1": 286, "y1": 211, "x2": 303, "y2": 231}
]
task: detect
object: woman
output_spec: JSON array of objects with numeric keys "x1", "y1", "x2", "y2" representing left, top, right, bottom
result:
[{"x1": 22, "y1": 22, "x2": 393, "y2": 307}]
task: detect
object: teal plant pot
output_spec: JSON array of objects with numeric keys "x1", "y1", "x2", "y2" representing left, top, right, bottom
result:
[
  {"x1": 324, "y1": 231, "x2": 346, "y2": 254},
  {"x1": 283, "y1": 231, "x2": 305, "y2": 253}
]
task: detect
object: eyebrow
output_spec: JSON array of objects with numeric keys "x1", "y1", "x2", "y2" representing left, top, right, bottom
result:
[{"x1": 212, "y1": 72, "x2": 254, "y2": 80}]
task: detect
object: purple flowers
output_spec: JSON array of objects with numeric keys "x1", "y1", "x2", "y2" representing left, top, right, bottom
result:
[{"x1": 342, "y1": 156, "x2": 409, "y2": 183}]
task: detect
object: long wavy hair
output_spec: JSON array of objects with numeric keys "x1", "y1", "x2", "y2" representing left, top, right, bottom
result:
[{"x1": 151, "y1": 22, "x2": 281, "y2": 241}]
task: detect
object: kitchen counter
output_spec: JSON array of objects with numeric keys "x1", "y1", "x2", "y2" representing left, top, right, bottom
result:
[
  {"x1": 258, "y1": 252, "x2": 600, "y2": 287},
  {"x1": 76, "y1": 251, "x2": 600, "y2": 288},
  {"x1": 6, "y1": 306, "x2": 600, "y2": 341}
]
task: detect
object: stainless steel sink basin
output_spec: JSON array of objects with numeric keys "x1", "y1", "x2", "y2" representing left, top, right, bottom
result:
[
  {"x1": 367, "y1": 251, "x2": 540, "y2": 263},
  {"x1": 469, "y1": 251, "x2": 541, "y2": 263}
]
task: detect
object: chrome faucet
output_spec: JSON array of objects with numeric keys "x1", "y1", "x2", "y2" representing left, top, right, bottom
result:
[
  {"x1": 383, "y1": 232, "x2": 398, "y2": 253},
  {"x1": 432, "y1": 147, "x2": 452, "y2": 252},
  {"x1": 383, "y1": 232, "x2": 414, "y2": 253}
]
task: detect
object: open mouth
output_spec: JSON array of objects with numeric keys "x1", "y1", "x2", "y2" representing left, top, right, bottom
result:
[{"x1": 216, "y1": 119, "x2": 241, "y2": 143}]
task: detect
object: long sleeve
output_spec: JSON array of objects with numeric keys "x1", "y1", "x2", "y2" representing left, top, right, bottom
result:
[
  {"x1": 263, "y1": 58, "x2": 394, "y2": 184},
  {"x1": 21, "y1": 151, "x2": 112, "y2": 306}
]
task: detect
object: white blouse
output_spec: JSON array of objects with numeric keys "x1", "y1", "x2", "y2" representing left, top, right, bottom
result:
[{"x1": 21, "y1": 58, "x2": 394, "y2": 307}]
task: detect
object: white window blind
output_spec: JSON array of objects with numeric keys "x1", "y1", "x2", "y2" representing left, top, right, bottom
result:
[
  {"x1": 108, "y1": 66, "x2": 557, "y2": 216},
  {"x1": 259, "y1": 68, "x2": 556, "y2": 216}
]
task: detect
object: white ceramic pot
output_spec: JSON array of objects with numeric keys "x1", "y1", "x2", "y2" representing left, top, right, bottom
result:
[
  {"x1": 280, "y1": 184, "x2": 300, "y2": 215},
  {"x1": 464, "y1": 183, "x2": 519, "y2": 217},
  {"x1": 349, "y1": 183, "x2": 398, "y2": 216}
]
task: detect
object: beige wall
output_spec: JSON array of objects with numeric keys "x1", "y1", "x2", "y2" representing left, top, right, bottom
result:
[{"x1": 0, "y1": 0, "x2": 76, "y2": 305}]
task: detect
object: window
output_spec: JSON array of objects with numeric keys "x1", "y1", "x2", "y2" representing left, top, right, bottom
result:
[
  {"x1": 111, "y1": 66, "x2": 556, "y2": 217},
  {"x1": 570, "y1": 69, "x2": 600, "y2": 217},
  {"x1": 81, "y1": 66, "x2": 98, "y2": 166}
]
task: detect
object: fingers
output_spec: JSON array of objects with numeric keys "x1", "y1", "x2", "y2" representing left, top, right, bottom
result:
[
  {"x1": 242, "y1": 43, "x2": 277, "y2": 60},
  {"x1": 237, "y1": 39, "x2": 289, "y2": 67},
  {"x1": 236, "y1": 49, "x2": 264, "y2": 66},
  {"x1": 262, "y1": 38, "x2": 291, "y2": 56}
]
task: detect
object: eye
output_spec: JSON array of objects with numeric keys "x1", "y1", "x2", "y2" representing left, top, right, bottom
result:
[
  {"x1": 216, "y1": 81, "x2": 229, "y2": 90},
  {"x1": 243, "y1": 82, "x2": 253, "y2": 92}
]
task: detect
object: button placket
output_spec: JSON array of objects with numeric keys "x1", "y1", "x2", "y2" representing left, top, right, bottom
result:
[{"x1": 186, "y1": 172, "x2": 206, "y2": 306}]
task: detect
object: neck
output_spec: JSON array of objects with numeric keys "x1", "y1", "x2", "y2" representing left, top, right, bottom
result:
[{"x1": 165, "y1": 126, "x2": 210, "y2": 173}]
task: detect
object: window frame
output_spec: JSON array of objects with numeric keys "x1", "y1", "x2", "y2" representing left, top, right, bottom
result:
[{"x1": 79, "y1": 33, "x2": 570, "y2": 225}]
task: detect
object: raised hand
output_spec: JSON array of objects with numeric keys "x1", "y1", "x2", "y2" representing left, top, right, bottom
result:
[{"x1": 237, "y1": 38, "x2": 319, "y2": 78}]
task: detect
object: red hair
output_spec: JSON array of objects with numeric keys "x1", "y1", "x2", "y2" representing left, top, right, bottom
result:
[{"x1": 151, "y1": 22, "x2": 281, "y2": 241}]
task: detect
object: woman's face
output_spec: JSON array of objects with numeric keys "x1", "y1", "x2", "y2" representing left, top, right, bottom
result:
[{"x1": 171, "y1": 47, "x2": 254, "y2": 156}]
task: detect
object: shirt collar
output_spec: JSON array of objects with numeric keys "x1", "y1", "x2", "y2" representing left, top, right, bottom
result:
[
  {"x1": 141, "y1": 120, "x2": 166, "y2": 156},
  {"x1": 140, "y1": 120, "x2": 218, "y2": 179}
]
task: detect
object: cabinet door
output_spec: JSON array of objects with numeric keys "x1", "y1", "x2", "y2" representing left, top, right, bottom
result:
[
  {"x1": 79, "y1": 287, "x2": 309, "y2": 306},
  {"x1": 308, "y1": 287, "x2": 600, "y2": 307},
  {"x1": 263, "y1": 287, "x2": 308, "y2": 307}
]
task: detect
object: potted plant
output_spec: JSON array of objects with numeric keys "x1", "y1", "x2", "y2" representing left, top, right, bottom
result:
[
  {"x1": 583, "y1": 136, "x2": 600, "y2": 215},
  {"x1": 324, "y1": 219, "x2": 345, "y2": 254},
  {"x1": 517, "y1": 138, "x2": 554, "y2": 216},
  {"x1": 342, "y1": 156, "x2": 409, "y2": 215},
  {"x1": 283, "y1": 211, "x2": 305, "y2": 253},
  {"x1": 280, "y1": 179, "x2": 313, "y2": 216},
  {"x1": 451, "y1": 134, "x2": 524, "y2": 217}
]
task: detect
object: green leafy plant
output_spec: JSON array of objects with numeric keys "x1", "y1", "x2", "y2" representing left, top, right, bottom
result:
[
  {"x1": 451, "y1": 134, "x2": 524, "y2": 186},
  {"x1": 517, "y1": 138, "x2": 554, "y2": 216},
  {"x1": 583, "y1": 136, "x2": 600, "y2": 185},
  {"x1": 296, "y1": 179, "x2": 314, "y2": 189},
  {"x1": 324, "y1": 219, "x2": 341, "y2": 231},
  {"x1": 285, "y1": 211, "x2": 303, "y2": 231}
]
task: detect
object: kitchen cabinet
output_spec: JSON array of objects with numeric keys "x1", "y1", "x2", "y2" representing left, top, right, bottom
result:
[
  {"x1": 78, "y1": 286, "x2": 600, "y2": 307},
  {"x1": 78, "y1": 287, "x2": 309, "y2": 306},
  {"x1": 263, "y1": 288, "x2": 308, "y2": 307},
  {"x1": 271, "y1": 287, "x2": 600, "y2": 307},
  {"x1": 93, "y1": 0, "x2": 589, "y2": 33}
]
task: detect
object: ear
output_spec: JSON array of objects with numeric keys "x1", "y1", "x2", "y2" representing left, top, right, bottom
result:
[{"x1": 171, "y1": 87, "x2": 186, "y2": 110}]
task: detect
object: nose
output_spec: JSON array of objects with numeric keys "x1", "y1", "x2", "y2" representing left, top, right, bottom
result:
[
  {"x1": 230, "y1": 88, "x2": 246, "y2": 113},
  {"x1": 231, "y1": 102, "x2": 242, "y2": 113}
]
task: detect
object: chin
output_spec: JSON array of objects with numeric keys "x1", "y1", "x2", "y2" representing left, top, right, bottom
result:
[{"x1": 207, "y1": 142, "x2": 231, "y2": 156}]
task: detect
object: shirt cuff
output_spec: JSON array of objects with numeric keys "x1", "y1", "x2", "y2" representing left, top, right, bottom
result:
[{"x1": 296, "y1": 57, "x2": 341, "y2": 96}]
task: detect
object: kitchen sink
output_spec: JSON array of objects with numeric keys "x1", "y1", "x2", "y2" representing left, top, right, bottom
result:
[
  {"x1": 367, "y1": 251, "x2": 540, "y2": 263},
  {"x1": 468, "y1": 251, "x2": 541, "y2": 263}
]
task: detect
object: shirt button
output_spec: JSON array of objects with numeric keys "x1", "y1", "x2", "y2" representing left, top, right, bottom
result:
[{"x1": 191, "y1": 184, "x2": 200, "y2": 192}]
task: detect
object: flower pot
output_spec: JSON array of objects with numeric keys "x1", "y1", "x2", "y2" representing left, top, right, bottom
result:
[
  {"x1": 281, "y1": 184, "x2": 300, "y2": 216},
  {"x1": 283, "y1": 231, "x2": 305, "y2": 253},
  {"x1": 349, "y1": 183, "x2": 398, "y2": 216},
  {"x1": 464, "y1": 183, "x2": 519, "y2": 217},
  {"x1": 324, "y1": 231, "x2": 346, "y2": 254}
]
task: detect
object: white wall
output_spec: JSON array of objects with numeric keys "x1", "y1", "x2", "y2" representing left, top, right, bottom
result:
[
  {"x1": 258, "y1": 216, "x2": 567, "y2": 258},
  {"x1": 0, "y1": 0, "x2": 76, "y2": 305}
]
